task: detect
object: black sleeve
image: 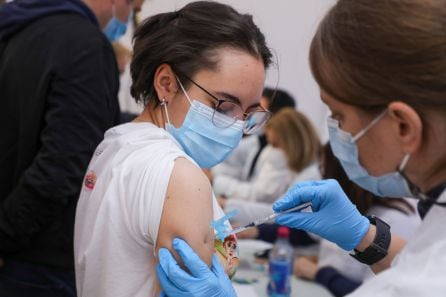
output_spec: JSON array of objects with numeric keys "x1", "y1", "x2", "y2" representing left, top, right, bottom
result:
[
  {"x1": 0, "y1": 28, "x2": 119, "y2": 253},
  {"x1": 315, "y1": 266, "x2": 362, "y2": 297}
]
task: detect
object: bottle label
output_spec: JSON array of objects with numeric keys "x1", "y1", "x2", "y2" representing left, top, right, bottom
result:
[{"x1": 267, "y1": 260, "x2": 291, "y2": 295}]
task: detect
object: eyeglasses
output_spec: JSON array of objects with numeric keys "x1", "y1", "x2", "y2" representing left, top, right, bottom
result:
[{"x1": 180, "y1": 75, "x2": 272, "y2": 135}]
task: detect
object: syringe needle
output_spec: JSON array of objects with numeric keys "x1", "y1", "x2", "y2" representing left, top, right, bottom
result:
[{"x1": 223, "y1": 202, "x2": 312, "y2": 237}]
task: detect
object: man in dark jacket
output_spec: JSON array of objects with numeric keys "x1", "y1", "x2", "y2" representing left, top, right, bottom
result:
[{"x1": 0, "y1": 0, "x2": 138, "y2": 296}]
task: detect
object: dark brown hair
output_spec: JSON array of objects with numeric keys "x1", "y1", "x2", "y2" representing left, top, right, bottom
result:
[
  {"x1": 310, "y1": 0, "x2": 446, "y2": 179},
  {"x1": 130, "y1": 1, "x2": 272, "y2": 105},
  {"x1": 262, "y1": 87, "x2": 296, "y2": 114},
  {"x1": 322, "y1": 144, "x2": 415, "y2": 216},
  {"x1": 310, "y1": 0, "x2": 446, "y2": 113}
]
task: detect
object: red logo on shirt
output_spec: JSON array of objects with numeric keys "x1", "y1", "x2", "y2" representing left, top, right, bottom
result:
[{"x1": 84, "y1": 171, "x2": 97, "y2": 190}]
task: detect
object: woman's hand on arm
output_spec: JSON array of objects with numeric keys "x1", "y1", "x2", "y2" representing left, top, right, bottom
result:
[{"x1": 157, "y1": 238, "x2": 237, "y2": 297}]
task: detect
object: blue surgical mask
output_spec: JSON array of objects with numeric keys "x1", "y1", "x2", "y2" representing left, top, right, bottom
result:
[
  {"x1": 163, "y1": 78, "x2": 244, "y2": 168},
  {"x1": 103, "y1": 6, "x2": 133, "y2": 42},
  {"x1": 327, "y1": 111, "x2": 414, "y2": 198}
]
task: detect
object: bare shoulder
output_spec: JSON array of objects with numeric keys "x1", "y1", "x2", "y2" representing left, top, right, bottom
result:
[
  {"x1": 156, "y1": 157, "x2": 214, "y2": 266},
  {"x1": 167, "y1": 157, "x2": 212, "y2": 200}
]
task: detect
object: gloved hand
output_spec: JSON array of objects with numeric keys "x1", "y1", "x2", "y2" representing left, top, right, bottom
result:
[
  {"x1": 273, "y1": 179, "x2": 370, "y2": 251},
  {"x1": 157, "y1": 238, "x2": 237, "y2": 297}
]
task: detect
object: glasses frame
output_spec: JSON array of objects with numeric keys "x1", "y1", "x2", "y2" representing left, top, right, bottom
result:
[{"x1": 180, "y1": 75, "x2": 272, "y2": 134}]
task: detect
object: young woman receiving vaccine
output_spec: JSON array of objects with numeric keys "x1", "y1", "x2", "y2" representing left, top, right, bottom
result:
[
  {"x1": 73, "y1": 2, "x2": 272, "y2": 297},
  {"x1": 157, "y1": 1, "x2": 446, "y2": 296}
]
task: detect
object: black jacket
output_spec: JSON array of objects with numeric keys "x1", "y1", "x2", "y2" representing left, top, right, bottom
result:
[{"x1": 0, "y1": 0, "x2": 120, "y2": 269}]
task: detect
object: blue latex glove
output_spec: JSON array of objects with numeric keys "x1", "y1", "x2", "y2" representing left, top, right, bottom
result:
[
  {"x1": 273, "y1": 179, "x2": 370, "y2": 251},
  {"x1": 157, "y1": 238, "x2": 237, "y2": 297}
]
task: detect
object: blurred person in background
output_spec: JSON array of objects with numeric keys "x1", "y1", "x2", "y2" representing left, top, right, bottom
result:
[
  {"x1": 211, "y1": 88, "x2": 296, "y2": 204},
  {"x1": 0, "y1": 0, "x2": 140, "y2": 296},
  {"x1": 112, "y1": 41, "x2": 132, "y2": 75},
  {"x1": 223, "y1": 108, "x2": 321, "y2": 248},
  {"x1": 112, "y1": 41, "x2": 138, "y2": 123}
]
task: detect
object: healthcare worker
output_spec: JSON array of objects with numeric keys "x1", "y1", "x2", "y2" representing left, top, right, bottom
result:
[{"x1": 156, "y1": 0, "x2": 446, "y2": 296}]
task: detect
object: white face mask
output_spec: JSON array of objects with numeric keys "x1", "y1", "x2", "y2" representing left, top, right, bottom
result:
[{"x1": 327, "y1": 110, "x2": 414, "y2": 198}]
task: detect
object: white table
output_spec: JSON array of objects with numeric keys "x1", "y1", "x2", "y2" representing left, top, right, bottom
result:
[{"x1": 234, "y1": 239, "x2": 334, "y2": 297}]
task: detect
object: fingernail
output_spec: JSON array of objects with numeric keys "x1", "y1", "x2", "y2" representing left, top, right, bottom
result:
[
  {"x1": 173, "y1": 238, "x2": 182, "y2": 247},
  {"x1": 158, "y1": 248, "x2": 169, "y2": 263},
  {"x1": 272, "y1": 203, "x2": 282, "y2": 211}
]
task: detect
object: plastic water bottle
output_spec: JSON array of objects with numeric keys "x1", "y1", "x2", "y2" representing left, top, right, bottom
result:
[{"x1": 267, "y1": 226, "x2": 294, "y2": 297}]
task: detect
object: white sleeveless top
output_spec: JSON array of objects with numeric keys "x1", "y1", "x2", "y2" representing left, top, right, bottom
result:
[{"x1": 74, "y1": 122, "x2": 225, "y2": 297}]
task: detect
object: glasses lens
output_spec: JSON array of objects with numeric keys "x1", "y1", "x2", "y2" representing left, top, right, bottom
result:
[
  {"x1": 212, "y1": 101, "x2": 244, "y2": 128},
  {"x1": 243, "y1": 111, "x2": 272, "y2": 135}
]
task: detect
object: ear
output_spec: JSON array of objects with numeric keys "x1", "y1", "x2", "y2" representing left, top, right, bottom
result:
[
  {"x1": 387, "y1": 102, "x2": 423, "y2": 154},
  {"x1": 153, "y1": 64, "x2": 179, "y2": 104}
]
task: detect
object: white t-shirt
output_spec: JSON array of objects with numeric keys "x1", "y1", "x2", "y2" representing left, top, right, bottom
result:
[
  {"x1": 74, "y1": 122, "x2": 225, "y2": 297},
  {"x1": 348, "y1": 189, "x2": 446, "y2": 297}
]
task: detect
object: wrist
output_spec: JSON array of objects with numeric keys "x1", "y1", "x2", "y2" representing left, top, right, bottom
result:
[
  {"x1": 355, "y1": 224, "x2": 376, "y2": 252},
  {"x1": 351, "y1": 216, "x2": 391, "y2": 265}
]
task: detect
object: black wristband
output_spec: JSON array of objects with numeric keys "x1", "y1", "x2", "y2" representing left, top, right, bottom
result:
[{"x1": 350, "y1": 215, "x2": 391, "y2": 265}]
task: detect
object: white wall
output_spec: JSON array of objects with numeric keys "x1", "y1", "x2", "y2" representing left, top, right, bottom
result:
[{"x1": 119, "y1": 0, "x2": 335, "y2": 141}]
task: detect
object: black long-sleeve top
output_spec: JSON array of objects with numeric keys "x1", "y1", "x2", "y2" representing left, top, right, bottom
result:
[
  {"x1": 316, "y1": 266, "x2": 362, "y2": 297},
  {"x1": 0, "y1": 9, "x2": 120, "y2": 269}
]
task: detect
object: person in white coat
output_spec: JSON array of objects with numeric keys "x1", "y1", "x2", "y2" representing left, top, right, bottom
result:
[
  {"x1": 211, "y1": 88, "x2": 296, "y2": 205},
  {"x1": 155, "y1": 1, "x2": 446, "y2": 297},
  {"x1": 220, "y1": 108, "x2": 321, "y2": 224}
]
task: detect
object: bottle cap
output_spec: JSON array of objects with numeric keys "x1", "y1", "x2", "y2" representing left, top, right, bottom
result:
[{"x1": 277, "y1": 226, "x2": 290, "y2": 238}]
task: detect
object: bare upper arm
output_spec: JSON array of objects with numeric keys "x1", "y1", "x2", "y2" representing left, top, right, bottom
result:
[{"x1": 155, "y1": 157, "x2": 215, "y2": 268}]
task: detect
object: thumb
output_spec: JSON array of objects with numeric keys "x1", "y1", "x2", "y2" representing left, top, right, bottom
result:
[
  {"x1": 173, "y1": 238, "x2": 210, "y2": 278},
  {"x1": 273, "y1": 180, "x2": 329, "y2": 212},
  {"x1": 211, "y1": 254, "x2": 226, "y2": 277},
  {"x1": 275, "y1": 211, "x2": 315, "y2": 231}
]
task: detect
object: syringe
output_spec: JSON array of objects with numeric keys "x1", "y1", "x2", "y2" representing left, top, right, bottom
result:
[{"x1": 222, "y1": 202, "x2": 312, "y2": 238}]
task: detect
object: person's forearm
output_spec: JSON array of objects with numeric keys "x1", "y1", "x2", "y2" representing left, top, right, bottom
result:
[{"x1": 355, "y1": 225, "x2": 406, "y2": 274}]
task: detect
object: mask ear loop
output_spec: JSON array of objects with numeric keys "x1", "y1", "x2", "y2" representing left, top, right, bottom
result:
[
  {"x1": 352, "y1": 109, "x2": 388, "y2": 142},
  {"x1": 111, "y1": 3, "x2": 116, "y2": 18},
  {"x1": 397, "y1": 153, "x2": 425, "y2": 199},
  {"x1": 160, "y1": 98, "x2": 171, "y2": 125},
  {"x1": 398, "y1": 154, "x2": 411, "y2": 172},
  {"x1": 175, "y1": 76, "x2": 193, "y2": 105}
]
